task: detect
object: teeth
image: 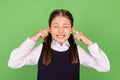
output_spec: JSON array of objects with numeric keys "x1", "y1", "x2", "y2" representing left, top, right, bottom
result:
[{"x1": 57, "y1": 35, "x2": 65, "y2": 38}]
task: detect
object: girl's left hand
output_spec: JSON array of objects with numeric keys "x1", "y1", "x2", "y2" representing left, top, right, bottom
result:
[{"x1": 73, "y1": 30, "x2": 93, "y2": 46}]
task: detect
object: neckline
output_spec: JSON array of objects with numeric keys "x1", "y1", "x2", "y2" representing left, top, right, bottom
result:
[{"x1": 51, "y1": 48, "x2": 70, "y2": 54}]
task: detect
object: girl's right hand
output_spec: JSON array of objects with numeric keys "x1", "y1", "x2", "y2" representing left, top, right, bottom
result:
[{"x1": 30, "y1": 30, "x2": 49, "y2": 42}]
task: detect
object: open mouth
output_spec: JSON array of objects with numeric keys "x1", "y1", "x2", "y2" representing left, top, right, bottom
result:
[{"x1": 56, "y1": 35, "x2": 65, "y2": 38}]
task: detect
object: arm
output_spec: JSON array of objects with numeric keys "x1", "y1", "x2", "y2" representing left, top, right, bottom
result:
[
  {"x1": 77, "y1": 44, "x2": 110, "y2": 72},
  {"x1": 73, "y1": 30, "x2": 110, "y2": 72},
  {"x1": 8, "y1": 38, "x2": 43, "y2": 69},
  {"x1": 8, "y1": 29, "x2": 49, "y2": 69}
]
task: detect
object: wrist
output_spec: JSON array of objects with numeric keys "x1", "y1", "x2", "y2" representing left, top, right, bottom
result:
[
  {"x1": 87, "y1": 41, "x2": 94, "y2": 46},
  {"x1": 30, "y1": 35, "x2": 40, "y2": 42}
]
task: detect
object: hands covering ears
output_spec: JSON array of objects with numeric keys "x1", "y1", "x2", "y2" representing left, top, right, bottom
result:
[{"x1": 31, "y1": 29, "x2": 93, "y2": 46}]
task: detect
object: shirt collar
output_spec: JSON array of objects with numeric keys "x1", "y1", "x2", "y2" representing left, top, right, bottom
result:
[{"x1": 51, "y1": 39, "x2": 70, "y2": 51}]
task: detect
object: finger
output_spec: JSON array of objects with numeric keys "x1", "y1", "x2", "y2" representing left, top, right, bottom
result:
[
  {"x1": 74, "y1": 34, "x2": 82, "y2": 42},
  {"x1": 40, "y1": 33, "x2": 48, "y2": 38},
  {"x1": 39, "y1": 35, "x2": 44, "y2": 38},
  {"x1": 73, "y1": 30, "x2": 78, "y2": 34},
  {"x1": 43, "y1": 30, "x2": 49, "y2": 34},
  {"x1": 46, "y1": 29, "x2": 50, "y2": 33}
]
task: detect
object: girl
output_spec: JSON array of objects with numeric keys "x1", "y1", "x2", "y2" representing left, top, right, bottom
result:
[{"x1": 8, "y1": 9, "x2": 110, "y2": 80}]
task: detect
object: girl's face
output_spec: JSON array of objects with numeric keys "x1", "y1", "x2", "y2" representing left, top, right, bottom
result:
[{"x1": 49, "y1": 16, "x2": 74, "y2": 45}]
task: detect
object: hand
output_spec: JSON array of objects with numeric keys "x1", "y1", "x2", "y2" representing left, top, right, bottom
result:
[
  {"x1": 73, "y1": 30, "x2": 93, "y2": 46},
  {"x1": 30, "y1": 29, "x2": 49, "y2": 42}
]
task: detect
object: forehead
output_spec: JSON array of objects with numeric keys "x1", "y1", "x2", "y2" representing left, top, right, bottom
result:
[{"x1": 51, "y1": 16, "x2": 71, "y2": 24}]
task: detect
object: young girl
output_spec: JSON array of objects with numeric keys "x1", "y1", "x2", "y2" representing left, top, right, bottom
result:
[{"x1": 8, "y1": 9, "x2": 110, "y2": 80}]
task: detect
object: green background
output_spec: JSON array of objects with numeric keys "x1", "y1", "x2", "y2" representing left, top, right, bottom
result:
[{"x1": 0, "y1": 0, "x2": 120, "y2": 80}]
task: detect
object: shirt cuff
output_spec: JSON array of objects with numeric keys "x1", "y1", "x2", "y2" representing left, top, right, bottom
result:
[
  {"x1": 27, "y1": 37, "x2": 36, "y2": 44},
  {"x1": 88, "y1": 42, "x2": 101, "y2": 57},
  {"x1": 88, "y1": 42, "x2": 99, "y2": 51},
  {"x1": 19, "y1": 37, "x2": 36, "y2": 48}
]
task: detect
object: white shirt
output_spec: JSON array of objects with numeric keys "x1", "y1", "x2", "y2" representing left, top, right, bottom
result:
[{"x1": 8, "y1": 38, "x2": 110, "y2": 72}]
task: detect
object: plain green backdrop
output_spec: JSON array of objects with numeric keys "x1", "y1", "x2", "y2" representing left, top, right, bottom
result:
[{"x1": 0, "y1": 0, "x2": 120, "y2": 80}]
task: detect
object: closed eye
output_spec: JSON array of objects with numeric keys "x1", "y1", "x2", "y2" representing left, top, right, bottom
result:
[
  {"x1": 53, "y1": 26, "x2": 59, "y2": 28},
  {"x1": 64, "y1": 25, "x2": 70, "y2": 28}
]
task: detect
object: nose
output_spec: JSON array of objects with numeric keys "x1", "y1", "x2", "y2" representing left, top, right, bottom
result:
[{"x1": 58, "y1": 27, "x2": 64, "y2": 33}]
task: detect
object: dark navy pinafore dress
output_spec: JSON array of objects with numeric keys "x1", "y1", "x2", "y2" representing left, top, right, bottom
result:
[{"x1": 37, "y1": 43, "x2": 80, "y2": 80}]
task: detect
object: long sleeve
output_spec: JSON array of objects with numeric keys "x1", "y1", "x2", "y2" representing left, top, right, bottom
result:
[
  {"x1": 8, "y1": 38, "x2": 110, "y2": 72},
  {"x1": 8, "y1": 38, "x2": 43, "y2": 69},
  {"x1": 77, "y1": 43, "x2": 110, "y2": 72}
]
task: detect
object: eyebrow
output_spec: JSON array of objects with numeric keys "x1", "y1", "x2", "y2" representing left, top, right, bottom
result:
[
  {"x1": 51, "y1": 23, "x2": 58, "y2": 25},
  {"x1": 51, "y1": 23, "x2": 70, "y2": 26}
]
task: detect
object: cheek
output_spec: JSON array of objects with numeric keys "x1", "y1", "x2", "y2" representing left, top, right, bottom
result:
[
  {"x1": 65, "y1": 29, "x2": 72, "y2": 34},
  {"x1": 50, "y1": 30, "x2": 57, "y2": 34},
  {"x1": 49, "y1": 28, "x2": 56, "y2": 33},
  {"x1": 65, "y1": 31, "x2": 72, "y2": 37},
  {"x1": 50, "y1": 30, "x2": 57, "y2": 36}
]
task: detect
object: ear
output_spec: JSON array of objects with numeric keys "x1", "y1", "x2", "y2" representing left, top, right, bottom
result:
[
  {"x1": 47, "y1": 26, "x2": 51, "y2": 33},
  {"x1": 71, "y1": 27, "x2": 74, "y2": 33}
]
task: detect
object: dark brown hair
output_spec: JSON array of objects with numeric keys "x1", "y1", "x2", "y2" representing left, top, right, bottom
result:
[{"x1": 43, "y1": 9, "x2": 78, "y2": 65}]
